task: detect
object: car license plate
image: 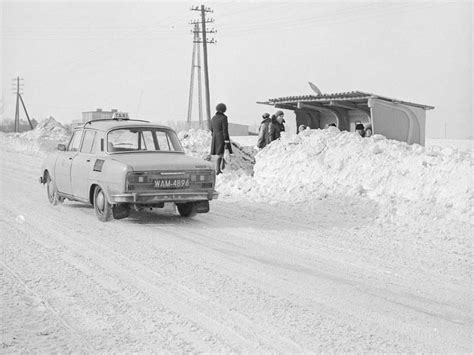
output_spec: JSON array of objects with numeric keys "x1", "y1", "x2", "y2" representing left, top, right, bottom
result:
[{"x1": 154, "y1": 178, "x2": 190, "y2": 189}]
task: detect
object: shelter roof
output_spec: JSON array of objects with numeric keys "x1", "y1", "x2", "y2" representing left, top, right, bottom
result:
[{"x1": 259, "y1": 91, "x2": 434, "y2": 110}]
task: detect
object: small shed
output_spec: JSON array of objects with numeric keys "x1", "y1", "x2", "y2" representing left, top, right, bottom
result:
[{"x1": 258, "y1": 91, "x2": 434, "y2": 145}]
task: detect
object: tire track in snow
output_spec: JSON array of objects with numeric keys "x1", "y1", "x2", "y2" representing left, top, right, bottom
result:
[
  {"x1": 0, "y1": 261, "x2": 94, "y2": 352},
  {"x1": 117, "y1": 210, "x2": 471, "y2": 352},
  {"x1": 1, "y1": 209, "x2": 236, "y2": 353},
  {"x1": 20, "y1": 213, "x2": 305, "y2": 352},
  {"x1": 87, "y1": 214, "x2": 420, "y2": 351}
]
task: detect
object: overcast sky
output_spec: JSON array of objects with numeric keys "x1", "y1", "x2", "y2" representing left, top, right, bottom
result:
[{"x1": 1, "y1": 1, "x2": 472, "y2": 138}]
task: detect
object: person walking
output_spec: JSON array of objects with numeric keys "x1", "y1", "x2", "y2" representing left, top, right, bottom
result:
[
  {"x1": 268, "y1": 110, "x2": 286, "y2": 142},
  {"x1": 210, "y1": 103, "x2": 232, "y2": 175},
  {"x1": 257, "y1": 112, "x2": 271, "y2": 149}
]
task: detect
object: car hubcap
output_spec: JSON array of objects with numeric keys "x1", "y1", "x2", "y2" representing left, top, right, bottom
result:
[
  {"x1": 96, "y1": 190, "x2": 105, "y2": 212},
  {"x1": 47, "y1": 181, "x2": 54, "y2": 201}
]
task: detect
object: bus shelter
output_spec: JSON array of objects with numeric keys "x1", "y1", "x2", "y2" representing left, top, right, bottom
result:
[{"x1": 258, "y1": 91, "x2": 434, "y2": 145}]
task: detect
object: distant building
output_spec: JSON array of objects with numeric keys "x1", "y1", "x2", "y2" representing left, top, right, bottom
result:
[
  {"x1": 228, "y1": 123, "x2": 249, "y2": 136},
  {"x1": 187, "y1": 121, "x2": 249, "y2": 136},
  {"x1": 82, "y1": 108, "x2": 118, "y2": 123}
]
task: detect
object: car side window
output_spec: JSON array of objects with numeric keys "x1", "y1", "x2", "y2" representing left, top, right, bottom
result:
[
  {"x1": 68, "y1": 130, "x2": 83, "y2": 151},
  {"x1": 91, "y1": 133, "x2": 101, "y2": 153},
  {"x1": 80, "y1": 130, "x2": 96, "y2": 154}
]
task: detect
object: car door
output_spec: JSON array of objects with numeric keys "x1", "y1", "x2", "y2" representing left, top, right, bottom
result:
[
  {"x1": 55, "y1": 129, "x2": 82, "y2": 195},
  {"x1": 71, "y1": 129, "x2": 97, "y2": 200}
]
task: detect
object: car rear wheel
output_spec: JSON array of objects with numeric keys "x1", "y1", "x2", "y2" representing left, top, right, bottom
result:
[
  {"x1": 93, "y1": 186, "x2": 113, "y2": 222},
  {"x1": 46, "y1": 174, "x2": 63, "y2": 206},
  {"x1": 176, "y1": 202, "x2": 197, "y2": 217}
]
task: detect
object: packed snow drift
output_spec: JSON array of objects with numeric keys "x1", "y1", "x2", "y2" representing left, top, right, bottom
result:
[{"x1": 216, "y1": 128, "x2": 472, "y2": 222}]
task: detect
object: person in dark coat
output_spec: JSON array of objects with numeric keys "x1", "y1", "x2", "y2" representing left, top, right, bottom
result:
[
  {"x1": 268, "y1": 110, "x2": 285, "y2": 142},
  {"x1": 257, "y1": 112, "x2": 271, "y2": 149},
  {"x1": 355, "y1": 123, "x2": 365, "y2": 137},
  {"x1": 210, "y1": 103, "x2": 232, "y2": 174}
]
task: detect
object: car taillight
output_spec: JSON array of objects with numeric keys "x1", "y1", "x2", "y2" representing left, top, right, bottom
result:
[
  {"x1": 190, "y1": 173, "x2": 213, "y2": 182},
  {"x1": 127, "y1": 172, "x2": 153, "y2": 191},
  {"x1": 190, "y1": 170, "x2": 215, "y2": 189}
]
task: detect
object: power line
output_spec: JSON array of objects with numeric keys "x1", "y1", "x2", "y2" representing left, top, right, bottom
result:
[{"x1": 220, "y1": 3, "x2": 435, "y2": 38}]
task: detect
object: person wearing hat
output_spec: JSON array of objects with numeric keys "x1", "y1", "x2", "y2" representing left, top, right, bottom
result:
[
  {"x1": 210, "y1": 103, "x2": 232, "y2": 175},
  {"x1": 364, "y1": 124, "x2": 373, "y2": 137},
  {"x1": 355, "y1": 123, "x2": 365, "y2": 137},
  {"x1": 257, "y1": 112, "x2": 271, "y2": 149},
  {"x1": 268, "y1": 110, "x2": 286, "y2": 142}
]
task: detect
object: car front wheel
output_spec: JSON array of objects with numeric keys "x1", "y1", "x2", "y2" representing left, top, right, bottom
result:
[
  {"x1": 46, "y1": 174, "x2": 63, "y2": 206},
  {"x1": 93, "y1": 186, "x2": 113, "y2": 222}
]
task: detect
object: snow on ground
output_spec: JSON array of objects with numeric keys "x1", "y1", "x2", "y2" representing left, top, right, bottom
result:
[
  {"x1": 0, "y1": 125, "x2": 472, "y2": 352},
  {"x1": 426, "y1": 138, "x2": 473, "y2": 152},
  {"x1": 235, "y1": 135, "x2": 474, "y2": 153}
]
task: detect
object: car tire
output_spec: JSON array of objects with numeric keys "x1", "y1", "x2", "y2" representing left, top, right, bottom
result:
[
  {"x1": 46, "y1": 174, "x2": 63, "y2": 206},
  {"x1": 176, "y1": 202, "x2": 197, "y2": 218},
  {"x1": 93, "y1": 185, "x2": 113, "y2": 222}
]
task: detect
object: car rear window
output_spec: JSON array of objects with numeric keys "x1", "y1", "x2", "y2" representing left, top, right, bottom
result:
[{"x1": 107, "y1": 128, "x2": 184, "y2": 153}]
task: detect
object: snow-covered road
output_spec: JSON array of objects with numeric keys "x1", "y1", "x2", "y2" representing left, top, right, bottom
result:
[{"x1": 1, "y1": 149, "x2": 472, "y2": 352}]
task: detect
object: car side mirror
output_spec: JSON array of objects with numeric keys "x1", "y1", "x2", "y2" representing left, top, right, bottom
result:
[{"x1": 58, "y1": 144, "x2": 66, "y2": 151}]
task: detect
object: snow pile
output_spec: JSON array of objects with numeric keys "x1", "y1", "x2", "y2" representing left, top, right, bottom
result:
[
  {"x1": 178, "y1": 129, "x2": 255, "y2": 174},
  {"x1": 0, "y1": 117, "x2": 69, "y2": 155},
  {"x1": 218, "y1": 128, "x2": 473, "y2": 222},
  {"x1": 22, "y1": 117, "x2": 69, "y2": 141}
]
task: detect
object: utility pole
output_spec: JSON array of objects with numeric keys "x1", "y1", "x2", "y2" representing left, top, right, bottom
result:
[
  {"x1": 14, "y1": 77, "x2": 21, "y2": 132},
  {"x1": 187, "y1": 23, "x2": 199, "y2": 128},
  {"x1": 190, "y1": 5, "x2": 216, "y2": 130},
  {"x1": 12, "y1": 77, "x2": 33, "y2": 132},
  {"x1": 196, "y1": 27, "x2": 203, "y2": 129},
  {"x1": 187, "y1": 22, "x2": 205, "y2": 129}
]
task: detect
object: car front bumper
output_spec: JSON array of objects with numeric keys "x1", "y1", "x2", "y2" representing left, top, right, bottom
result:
[{"x1": 110, "y1": 190, "x2": 219, "y2": 204}]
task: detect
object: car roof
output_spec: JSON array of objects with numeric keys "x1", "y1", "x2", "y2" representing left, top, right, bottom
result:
[{"x1": 77, "y1": 119, "x2": 173, "y2": 131}]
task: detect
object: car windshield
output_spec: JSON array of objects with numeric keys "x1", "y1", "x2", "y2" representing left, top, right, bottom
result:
[{"x1": 107, "y1": 128, "x2": 184, "y2": 153}]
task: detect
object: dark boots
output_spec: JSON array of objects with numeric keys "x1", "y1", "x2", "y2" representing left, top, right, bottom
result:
[
  {"x1": 216, "y1": 156, "x2": 226, "y2": 175},
  {"x1": 216, "y1": 157, "x2": 223, "y2": 175}
]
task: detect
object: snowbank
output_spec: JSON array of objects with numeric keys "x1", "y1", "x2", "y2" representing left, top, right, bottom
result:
[
  {"x1": 218, "y1": 128, "x2": 473, "y2": 222},
  {"x1": 178, "y1": 129, "x2": 255, "y2": 174},
  {"x1": 0, "y1": 117, "x2": 69, "y2": 155},
  {"x1": 426, "y1": 139, "x2": 473, "y2": 152}
]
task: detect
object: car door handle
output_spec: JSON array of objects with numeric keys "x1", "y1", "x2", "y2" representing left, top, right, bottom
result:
[
  {"x1": 86, "y1": 159, "x2": 90, "y2": 162},
  {"x1": 68, "y1": 157, "x2": 73, "y2": 160}
]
